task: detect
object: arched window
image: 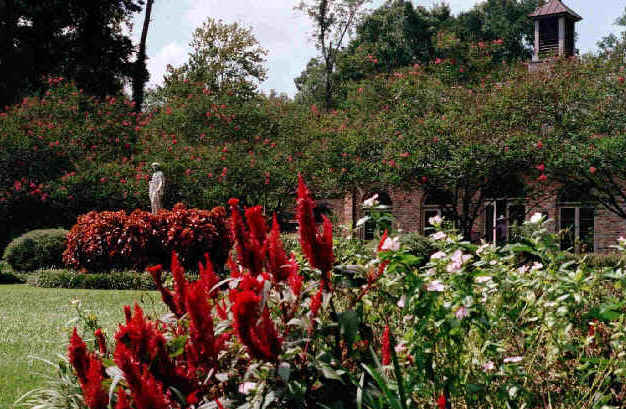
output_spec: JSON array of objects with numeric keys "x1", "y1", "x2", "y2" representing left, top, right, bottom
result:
[
  {"x1": 558, "y1": 185, "x2": 595, "y2": 253},
  {"x1": 422, "y1": 190, "x2": 455, "y2": 234},
  {"x1": 362, "y1": 191, "x2": 392, "y2": 241}
]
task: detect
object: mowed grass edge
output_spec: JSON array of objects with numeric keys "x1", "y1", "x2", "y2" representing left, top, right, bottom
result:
[{"x1": 0, "y1": 284, "x2": 166, "y2": 408}]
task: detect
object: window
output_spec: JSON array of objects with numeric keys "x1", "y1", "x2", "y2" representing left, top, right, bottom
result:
[
  {"x1": 422, "y1": 190, "x2": 455, "y2": 235},
  {"x1": 560, "y1": 207, "x2": 595, "y2": 252},
  {"x1": 558, "y1": 185, "x2": 596, "y2": 253},
  {"x1": 484, "y1": 200, "x2": 525, "y2": 245},
  {"x1": 362, "y1": 192, "x2": 392, "y2": 241}
]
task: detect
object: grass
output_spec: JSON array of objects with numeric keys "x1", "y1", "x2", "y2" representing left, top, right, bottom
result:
[{"x1": 0, "y1": 284, "x2": 166, "y2": 409}]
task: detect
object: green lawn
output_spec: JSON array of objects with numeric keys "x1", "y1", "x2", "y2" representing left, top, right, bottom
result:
[{"x1": 0, "y1": 285, "x2": 165, "y2": 409}]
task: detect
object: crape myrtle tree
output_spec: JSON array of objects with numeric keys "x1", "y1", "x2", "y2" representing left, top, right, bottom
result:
[
  {"x1": 0, "y1": 0, "x2": 144, "y2": 108},
  {"x1": 152, "y1": 17, "x2": 268, "y2": 105}
]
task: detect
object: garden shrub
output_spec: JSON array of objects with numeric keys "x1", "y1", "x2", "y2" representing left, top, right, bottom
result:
[
  {"x1": 2, "y1": 228, "x2": 68, "y2": 271},
  {"x1": 0, "y1": 272, "x2": 24, "y2": 284},
  {"x1": 63, "y1": 204, "x2": 232, "y2": 272},
  {"x1": 37, "y1": 270, "x2": 156, "y2": 290},
  {"x1": 402, "y1": 232, "x2": 436, "y2": 264},
  {"x1": 581, "y1": 252, "x2": 626, "y2": 268}
]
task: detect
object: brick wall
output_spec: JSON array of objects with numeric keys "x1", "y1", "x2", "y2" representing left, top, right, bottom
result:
[{"x1": 324, "y1": 184, "x2": 626, "y2": 253}]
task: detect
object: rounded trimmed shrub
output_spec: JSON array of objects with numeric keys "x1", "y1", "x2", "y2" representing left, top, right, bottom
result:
[
  {"x1": 2, "y1": 229, "x2": 68, "y2": 271},
  {"x1": 63, "y1": 204, "x2": 232, "y2": 272}
]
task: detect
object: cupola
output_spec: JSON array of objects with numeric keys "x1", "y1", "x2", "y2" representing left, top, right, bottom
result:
[{"x1": 529, "y1": 0, "x2": 582, "y2": 61}]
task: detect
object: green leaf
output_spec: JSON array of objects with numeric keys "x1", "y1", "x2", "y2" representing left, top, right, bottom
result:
[{"x1": 338, "y1": 309, "x2": 360, "y2": 348}]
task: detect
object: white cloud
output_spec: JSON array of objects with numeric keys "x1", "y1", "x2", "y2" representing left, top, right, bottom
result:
[{"x1": 146, "y1": 42, "x2": 189, "y2": 88}]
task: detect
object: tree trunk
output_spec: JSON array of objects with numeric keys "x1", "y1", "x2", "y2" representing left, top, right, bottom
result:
[{"x1": 132, "y1": 0, "x2": 154, "y2": 112}]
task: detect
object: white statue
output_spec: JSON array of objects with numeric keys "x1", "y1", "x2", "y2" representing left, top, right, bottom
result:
[{"x1": 149, "y1": 162, "x2": 165, "y2": 215}]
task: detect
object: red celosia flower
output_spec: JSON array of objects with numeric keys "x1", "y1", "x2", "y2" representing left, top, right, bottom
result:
[
  {"x1": 68, "y1": 328, "x2": 90, "y2": 383},
  {"x1": 147, "y1": 262, "x2": 183, "y2": 317},
  {"x1": 232, "y1": 290, "x2": 282, "y2": 361},
  {"x1": 94, "y1": 328, "x2": 107, "y2": 355},
  {"x1": 287, "y1": 254, "x2": 303, "y2": 298},
  {"x1": 296, "y1": 175, "x2": 334, "y2": 290},
  {"x1": 187, "y1": 390, "x2": 200, "y2": 405},
  {"x1": 184, "y1": 280, "x2": 228, "y2": 371},
  {"x1": 619, "y1": 76, "x2": 625, "y2": 84},
  {"x1": 536, "y1": 140, "x2": 543, "y2": 149},
  {"x1": 115, "y1": 304, "x2": 193, "y2": 394},
  {"x1": 216, "y1": 399, "x2": 225, "y2": 409},
  {"x1": 535, "y1": 163, "x2": 545, "y2": 172},
  {"x1": 115, "y1": 388, "x2": 131, "y2": 409},
  {"x1": 589, "y1": 166, "x2": 597, "y2": 174},
  {"x1": 123, "y1": 305, "x2": 132, "y2": 324},
  {"x1": 229, "y1": 199, "x2": 266, "y2": 276},
  {"x1": 267, "y1": 214, "x2": 290, "y2": 282},
  {"x1": 198, "y1": 253, "x2": 219, "y2": 298},
  {"x1": 114, "y1": 344, "x2": 175, "y2": 409},
  {"x1": 437, "y1": 394, "x2": 446, "y2": 409},
  {"x1": 381, "y1": 326, "x2": 391, "y2": 366},
  {"x1": 377, "y1": 230, "x2": 389, "y2": 253},
  {"x1": 537, "y1": 174, "x2": 547, "y2": 182},
  {"x1": 310, "y1": 288, "x2": 323, "y2": 318},
  {"x1": 82, "y1": 355, "x2": 109, "y2": 409}
]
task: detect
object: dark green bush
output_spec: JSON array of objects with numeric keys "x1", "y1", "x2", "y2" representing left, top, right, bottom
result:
[
  {"x1": 3, "y1": 229, "x2": 68, "y2": 272},
  {"x1": 580, "y1": 253, "x2": 626, "y2": 269},
  {"x1": 36, "y1": 270, "x2": 156, "y2": 290},
  {"x1": 402, "y1": 233, "x2": 436, "y2": 266},
  {"x1": 0, "y1": 272, "x2": 24, "y2": 284}
]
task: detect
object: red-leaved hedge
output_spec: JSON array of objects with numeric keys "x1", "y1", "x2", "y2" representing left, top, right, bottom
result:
[{"x1": 63, "y1": 203, "x2": 232, "y2": 272}]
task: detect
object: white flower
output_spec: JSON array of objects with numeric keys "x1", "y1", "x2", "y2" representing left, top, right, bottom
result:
[
  {"x1": 531, "y1": 262, "x2": 543, "y2": 271},
  {"x1": 394, "y1": 342, "x2": 407, "y2": 354},
  {"x1": 446, "y1": 250, "x2": 472, "y2": 273},
  {"x1": 356, "y1": 216, "x2": 370, "y2": 227},
  {"x1": 482, "y1": 361, "x2": 495, "y2": 371},
  {"x1": 529, "y1": 212, "x2": 543, "y2": 224},
  {"x1": 475, "y1": 276, "x2": 492, "y2": 284},
  {"x1": 428, "y1": 215, "x2": 443, "y2": 226},
  {"x1": 431, "y1": 251, "x2": 447, "y2": 260},
  {"x1": 431, "y1": 231, "x2": 447, "y2": 241},
  {"x1": 397, "y1": 295, "x2": 406, "y2": 308},
  {"x1": 363, "y1": 194, "x2": 379, "y2": 208},
  {"x1": 489, "y1": 260, "x2": 497, "y2": 266},
  {"x1": 517, "y1": 265, "x2": 529, "y2": 274},
  {"x1": 238, "y1": 382, "x2": 257, "y2": 394},
  {"x1": 455, "y1": 306, "x2": 469, "y2": 320},
  {"x1": 426, "y1": 280, "x2": 445, "y2": 292},
  {"x1": 476, "y1": 243, "x2": 491, "y2": 255},
  {"x1": 503, "y1": 356, "x2": 523, "y2": 364},
  {"x1": 381, "y1": 236, "x2": 401, "y2": 251}
]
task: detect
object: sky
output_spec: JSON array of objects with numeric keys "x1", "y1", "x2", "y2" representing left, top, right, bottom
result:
[{"x1": 129, "y1": 1, "x2": 625, "y2": 97}]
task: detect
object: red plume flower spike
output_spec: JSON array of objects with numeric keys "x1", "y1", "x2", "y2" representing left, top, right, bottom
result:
[
  {"x1": 147, "y1": 264, "x2": 181, "y2": 317},
  {"x1": 113, "y1": 344, "x2": 176, "y2": 409},
  {"x1": 377, "y1": 229, "x2": 389, "y2": 252},
  {"x1": 287, "y1": 254, "x2": 303, "y2": 298},
  {"x1": 82, "y1": 355, "x2": 109, "y2": 409},
  {"x1": 68, "y1": 328, "x2": 90, "y2": 383},
  {"x1": 267, "y1": 213, "x2": 290, "y2": 282},
  {"x1": 437, "y1": 393, "x2": 447, "y2": 409},
  {"x1": 184, "y1": 280, "x2": 222, "y2": 371},
  {"x1": 115, "y1": 387, "x2": 131, "y2": 409},
  {"x1": 232, "y1": 290, "x2": 282, "y2": 361},
  {"x1": 229, "y1": 199, "x2": 266, "y2": 276},
  {"x1": 310, "y1": 288, "x2": 323, "y2": 318},
  {"x1": 381, "y1": 325, "x2": 391, "y2": 366},
  {"x1": 94, "y1": 328, "x2": 107, "y2": 355},
  {"x1": 199, "y1": 253, "x2": 219, "y2": 298},
  {"x1": 296, "y1": 175, "x2": 335, "y2": 290}
]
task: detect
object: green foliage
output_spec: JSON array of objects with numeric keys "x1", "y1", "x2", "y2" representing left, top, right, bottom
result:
[
  {"x1": 36, "y1": 270, "x2": 156, "y2": 290},
  {"x1": 401, "y1": 232, "x2": 436, "y2": 263},
  {"x1": 0, "y1": 0, "x2": 144, "y2": 107},
  {"x1": 153, "y1": 17, "x2": 268, "y2": 102},
  {"x1": 3, "y1": 229, "x2": 68, "y2": 272}
]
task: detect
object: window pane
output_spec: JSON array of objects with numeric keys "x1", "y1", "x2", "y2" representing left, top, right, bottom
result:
[
  {"x1": 496, "y1": 200, "x2": 507, "y2": 245},
  {"x1": 560, "y1": 208, "x2": 576, "y2": 251},
  {"x1": 508, "y1": 205, "x2": 525, "y2": 243},
  {"x1": 485, "y1": 204, "x2": 494, "y2": 243},
  {"x1": 424, "y1": 209, "x2": 441, "y2": 234},
  {"x1": 579, "y1": 208, "x2": 594, "y2": 253}
]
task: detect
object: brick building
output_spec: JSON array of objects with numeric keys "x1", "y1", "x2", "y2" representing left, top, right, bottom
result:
[{"x1": 324, "y1": 1, "x2": 626, "y2": 253}]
